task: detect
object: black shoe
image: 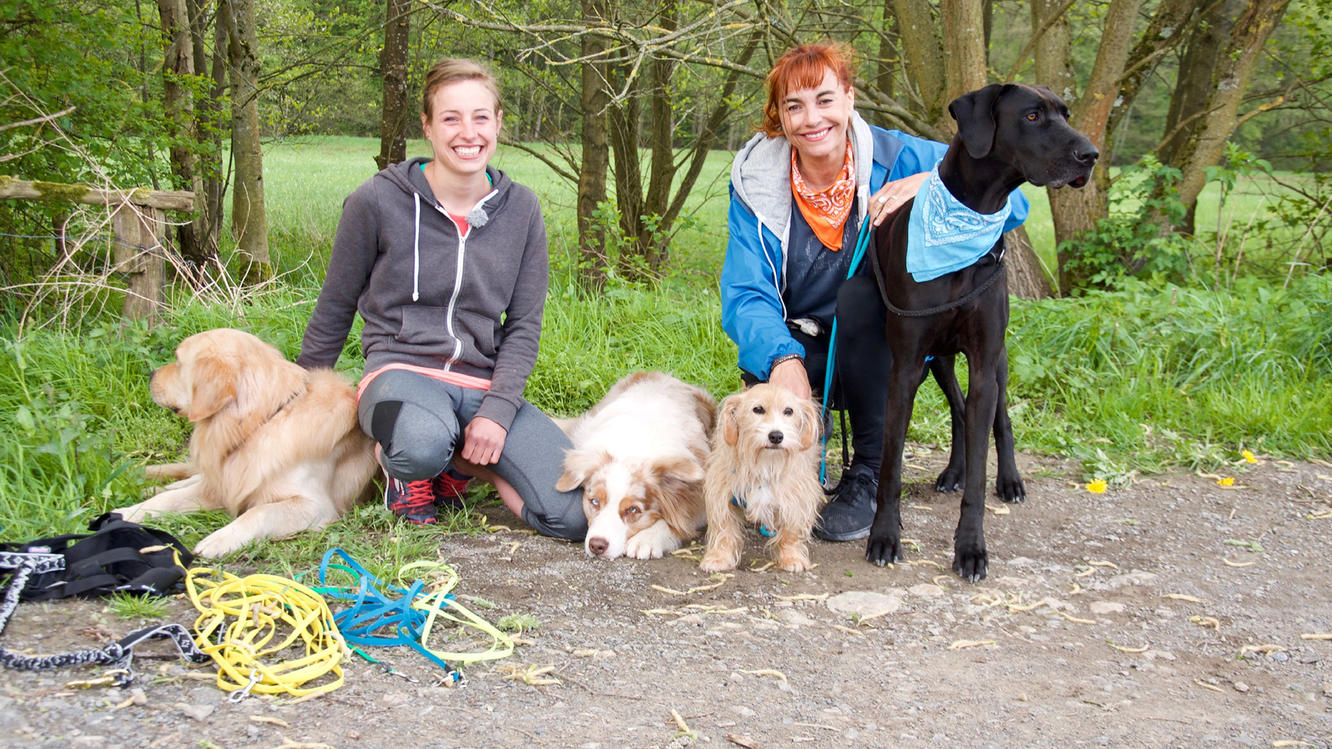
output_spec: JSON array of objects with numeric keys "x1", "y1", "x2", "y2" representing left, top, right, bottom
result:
[{"x1": 814, "y1": 464, "x2": 878, "y2": 541}]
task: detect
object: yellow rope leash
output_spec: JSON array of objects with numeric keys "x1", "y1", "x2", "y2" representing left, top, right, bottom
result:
[
  {"x1": 396, "y1": 560, "x2": 514, "y2": 665},
  {"x1": 185, "y1": 565, "x2": 347, "y2": 699}
]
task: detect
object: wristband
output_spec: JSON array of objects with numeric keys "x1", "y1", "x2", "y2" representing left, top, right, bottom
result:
[{"x1": 771, "y1": 353, "x2": 803, "y2": 370}]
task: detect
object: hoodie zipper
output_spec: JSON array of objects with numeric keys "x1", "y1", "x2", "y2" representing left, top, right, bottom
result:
[{"x1": 434, "y1": 188, "x2": 498, "y2": 370}]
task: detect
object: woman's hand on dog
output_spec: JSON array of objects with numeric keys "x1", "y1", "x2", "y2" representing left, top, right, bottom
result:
[
  {"x1": 462, "y1": 416, "x2": 508, "y2": 465},
  {"x1": 869, "y1": 172, "x2": 928, "y2": 226},
  {"x1": 770, "y1": 357, "x2": 812, "y2": 401}
]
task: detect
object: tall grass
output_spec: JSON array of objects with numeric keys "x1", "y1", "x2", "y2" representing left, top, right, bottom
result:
[{"x1": 0, "y1": 135, "x2": 1327, "y2": 563}]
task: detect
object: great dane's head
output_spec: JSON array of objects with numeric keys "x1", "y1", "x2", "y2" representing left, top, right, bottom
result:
[{"x1": 948, "y1": 83, "x2": 1098, "y2": 189}]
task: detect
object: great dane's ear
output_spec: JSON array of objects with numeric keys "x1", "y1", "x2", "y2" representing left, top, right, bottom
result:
[{"x1": 949, "y1": 84, "x2": 1008, "y2": 160}]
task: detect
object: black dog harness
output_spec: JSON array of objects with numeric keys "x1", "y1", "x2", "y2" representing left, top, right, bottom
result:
[{"x1": 0, "y1": 513, "x2": 210, "y2": 685}]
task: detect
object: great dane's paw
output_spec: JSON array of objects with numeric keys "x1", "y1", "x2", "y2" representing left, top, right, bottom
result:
[
  {"x1": 952, "y1": 543, "x2": 988, "y2": 582},
  {"x1": 996, "y1": 473, "x2": 1026, "y2": 503},
  {"x1": 865, "y1": 533, "x2": 904, "y2": 567},
  {"x1": 935, "y1": 464, "x2": 965, "y2": 493}
]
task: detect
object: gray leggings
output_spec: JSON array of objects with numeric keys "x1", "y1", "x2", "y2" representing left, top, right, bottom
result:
[{"x1": 358, "y1": 369, "x2": 586, "y2": 541}]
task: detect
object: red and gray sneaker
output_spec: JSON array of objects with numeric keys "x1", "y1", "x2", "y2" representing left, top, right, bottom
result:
[
  {"x1": 384, "y1": 476, "x2": 437, "y2": 525},
  {"x1": 432, "y1": 467, "x2": 472, "y2": 509}
]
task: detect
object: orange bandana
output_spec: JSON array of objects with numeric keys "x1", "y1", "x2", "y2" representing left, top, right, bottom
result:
[{"x1": 791, "y1": 142, "x2": 856, "y2": 250}]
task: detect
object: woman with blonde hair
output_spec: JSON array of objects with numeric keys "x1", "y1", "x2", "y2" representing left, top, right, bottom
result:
[{"x1": 299, "y1": 58, "x2": 585, "y2": 540}]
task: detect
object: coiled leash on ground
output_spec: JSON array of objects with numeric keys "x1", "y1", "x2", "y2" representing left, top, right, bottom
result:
[
  {"x1": 314, "y1": 548, "x2": 513, "y2": 685},
  {"x1": 185, "y1": 561, "x2": 347, "y2": 700}
]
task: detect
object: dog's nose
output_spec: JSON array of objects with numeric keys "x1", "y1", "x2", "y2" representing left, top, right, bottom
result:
[
  {"x1": 1075, "y1": 143, "x2": 1100, "y2": 165},
  {"x1": 587, "y1": 536, "x2": 609, "y2": 556},
  {"x1": 768, "y1": 430, "x2": 784, "y2": 445}
]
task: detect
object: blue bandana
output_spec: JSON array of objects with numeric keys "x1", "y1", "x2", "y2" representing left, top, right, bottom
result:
[{"x1": 906, "y1": 168, "x2": 1010, "y2": 283}]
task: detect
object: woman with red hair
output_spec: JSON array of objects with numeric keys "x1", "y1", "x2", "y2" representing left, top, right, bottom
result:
[{"x1": 720, "y1": 43, "x2": 1029, "y2": 541}]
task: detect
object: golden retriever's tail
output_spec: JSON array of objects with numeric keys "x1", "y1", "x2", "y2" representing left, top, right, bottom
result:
[{"x1": 144, "y1": 462, "x2": 196, "y2": 481}]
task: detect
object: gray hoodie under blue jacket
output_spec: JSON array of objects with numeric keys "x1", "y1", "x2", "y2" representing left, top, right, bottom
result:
[{"x1": 298, "y1": 157, "x2": 548, "y2": 431}]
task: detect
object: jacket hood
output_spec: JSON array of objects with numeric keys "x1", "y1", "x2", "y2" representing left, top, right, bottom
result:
[{"x1": 730, "y1": 111, "x2": 879, "y2": 246}]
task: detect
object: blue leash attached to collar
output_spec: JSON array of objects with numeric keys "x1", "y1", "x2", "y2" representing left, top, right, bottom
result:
[{"x1": 819, "y1": 214, "x2": 875, "y2": 485}]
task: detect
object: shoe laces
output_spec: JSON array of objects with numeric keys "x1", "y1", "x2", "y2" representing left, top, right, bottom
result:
[
  {"x1": 395, "y1": 478, "x2": 436, "y2": 511},
  {"x1": 834, "y1": 467, "x2": 877, "y2": 507}
]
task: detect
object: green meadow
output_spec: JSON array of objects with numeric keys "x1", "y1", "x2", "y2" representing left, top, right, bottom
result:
[{"x1": 1, "y1": 136, "x2": 1327, "y2": 568}]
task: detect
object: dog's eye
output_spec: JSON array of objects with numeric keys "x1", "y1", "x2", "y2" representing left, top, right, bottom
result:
[
  {"x1": 625, "y1": 506, "x2": 640, "y2": 515},
  {"x1": 588, "y1": 497, "x2": 600, "y2": 508},
  {"x1": 1026, "y1": 111, "x2": 1040, "y2": 122},
  {"x1": 752, "y1": 405, "x2": 765, "y2": 415},
  {"x1": 783, "y1": 407, "x2": 794, "y2": 416}
]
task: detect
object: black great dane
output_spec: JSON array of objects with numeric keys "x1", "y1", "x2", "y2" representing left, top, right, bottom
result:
[{"x1": 865, "y1": 84, "x2": 1098, "y2": 581}]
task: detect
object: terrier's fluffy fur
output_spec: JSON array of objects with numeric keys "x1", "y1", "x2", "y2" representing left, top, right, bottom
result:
[
  {"x1": 555, "y1": 371, "x2": 716, "y2": 560},
  {"x1": 700, "y1": 383, "x2": 823, "y2": 572}
]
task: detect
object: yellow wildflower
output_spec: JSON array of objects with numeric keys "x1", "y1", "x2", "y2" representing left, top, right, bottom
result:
[
  {"x1": 1241, "y1": 450, "x2": 1258, "y2": 463},
  {"x1": 1217, "y1": 476, "x2": 1235, "y2": 487},
  {"x1": 1086, "y1": 479, "x2": 1108, "y2": 494}
]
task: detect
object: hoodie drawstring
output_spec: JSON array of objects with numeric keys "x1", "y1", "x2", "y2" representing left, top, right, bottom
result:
[{"x1": 412, "y1": 192, "x2": 421, "y2": 302}]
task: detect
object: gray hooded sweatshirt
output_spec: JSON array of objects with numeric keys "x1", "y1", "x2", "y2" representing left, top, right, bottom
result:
[{"x1": 298, "y1": 157, "x2": 548, "y2": 431}]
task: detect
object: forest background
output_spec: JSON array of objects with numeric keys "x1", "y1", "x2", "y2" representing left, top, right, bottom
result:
[{"x1": 0, "y1": 0, "x2": 1329, "y2": 549}]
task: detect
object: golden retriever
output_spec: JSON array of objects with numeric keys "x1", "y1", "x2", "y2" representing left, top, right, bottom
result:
[
  {"x1": 700, "y1": 383, "x2": 822, "y2": 573},
  {"x1": 113, "y1": 328, "x2": 377, "y2": 557},
  {"x1": 555, "y1": 371, "x2": 715, "y2": 560}
]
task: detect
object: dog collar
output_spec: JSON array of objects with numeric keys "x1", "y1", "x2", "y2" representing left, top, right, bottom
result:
[
  {"x1": 905, "y1": 167, "x2": 1010, "y2": 283},
  {"x1": 220, "y1": 381, "x2": 306, "y2": 463}
]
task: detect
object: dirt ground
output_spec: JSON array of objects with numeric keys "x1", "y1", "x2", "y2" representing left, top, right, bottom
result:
[{"x1": 2, "y1": 448, "x2": 1331, "y2": 749}]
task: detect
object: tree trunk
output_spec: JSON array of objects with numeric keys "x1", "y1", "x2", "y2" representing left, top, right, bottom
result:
[
  {"x1": 892, "y1": 0, "x2": 947, "y2": 128},
  {"x1": 941, "y1": 0, "x2": 987, "y2": 106},
  {"x1": 607, "y1": 62, "x2": 644, "y2": 280},
  {"x1": 1030, "y1": 0, "x2": 1075, "y2": 100},
  {"x1": 1106, "y1": 0, "x2": 1204, "y2": 158},
  {"x1": 1044, "y1": 0, "x2": 1143, "y2": 292},
  {"x1": 641, "y1": 0, "x2": 678, "y2": 273},
  {"x1": 1157, "y1": 0, "x2": 1288, "y2": 234},
  {"x1": 576, "y1": 0, "x2": 611, "y2": 291},
  {"x1": 376, "y1": 0, "x2": 410, "y2": 171},
  {"x1": 191, "y1": 0, "x2": 226, "y2": 266},
  {"x1": 222, "y1": 0, "x2": 271, "y2": 282},
  {"x1": 156, "y1": 0, "x2": 209, "y2": 267},
  {"x1": 1005, "y1": 226, "x2": 1053, "y2": 299}
]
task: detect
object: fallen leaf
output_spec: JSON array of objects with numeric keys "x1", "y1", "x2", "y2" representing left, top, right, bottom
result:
[
  {"x1": 948, "y1": 639, "x2": 996, "y2": 650},
  {"x1": 726, "y1": 733, "x2": 761, "y2": 749},
  {"x1": 249, "y1": 716, "x2": 290, "y2": 728},
  {"x1": 1222, "y1": 558, "x2": 1256, "y2": 567},
  {"x1": 1193, "y1": 679, "x2": 1225, "y2": 693},
  {"x1": 738, "y1": 668, "x2": 788, "y2": 683},
  {"x1": 1163, "y1": 593, "x2": 1206, "y2": 604},
  {"x1": 1107, "y1": 641, "x2": 1148, "y2": 653}
]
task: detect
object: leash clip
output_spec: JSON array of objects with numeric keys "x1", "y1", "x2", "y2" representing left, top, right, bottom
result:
[{"x1": 228, "y1": 669, "x2": 261, "y2": 702}]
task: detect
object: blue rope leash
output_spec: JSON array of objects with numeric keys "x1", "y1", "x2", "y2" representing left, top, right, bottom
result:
[
  {"x1": 819, "y1": 215, "x2": 875, "y2": 484},
  {"x1": 313, "y1": 549, "x2": 461, "y2": 682}
]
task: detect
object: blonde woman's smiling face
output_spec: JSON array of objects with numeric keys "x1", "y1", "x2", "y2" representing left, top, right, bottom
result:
[{"x1": 421, "y1": 79, "x2": 502, "y2": 181}]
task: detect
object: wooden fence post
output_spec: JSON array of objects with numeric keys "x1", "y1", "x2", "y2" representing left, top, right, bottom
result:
[
  {"x1": 0, "y1": 178, "x2": 193, "y2": 324},
  {"x1": 111, "y1": 203, "x2": 167, "y2": 321}
]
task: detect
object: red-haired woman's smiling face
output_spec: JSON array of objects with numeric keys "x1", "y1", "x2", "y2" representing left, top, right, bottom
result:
[{"x1": 778, "y1": 67, "x2": 854, "y2": 167}]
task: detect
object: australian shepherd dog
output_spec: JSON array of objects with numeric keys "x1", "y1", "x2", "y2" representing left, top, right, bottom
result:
[{"x1": 555, "y1": 371, "x2": 716, "y2": 560}]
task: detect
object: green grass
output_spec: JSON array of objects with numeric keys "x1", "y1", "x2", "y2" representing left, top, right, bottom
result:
[{"x1": 1, "y1": 135, "x2": 1328, "y2": 575}]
